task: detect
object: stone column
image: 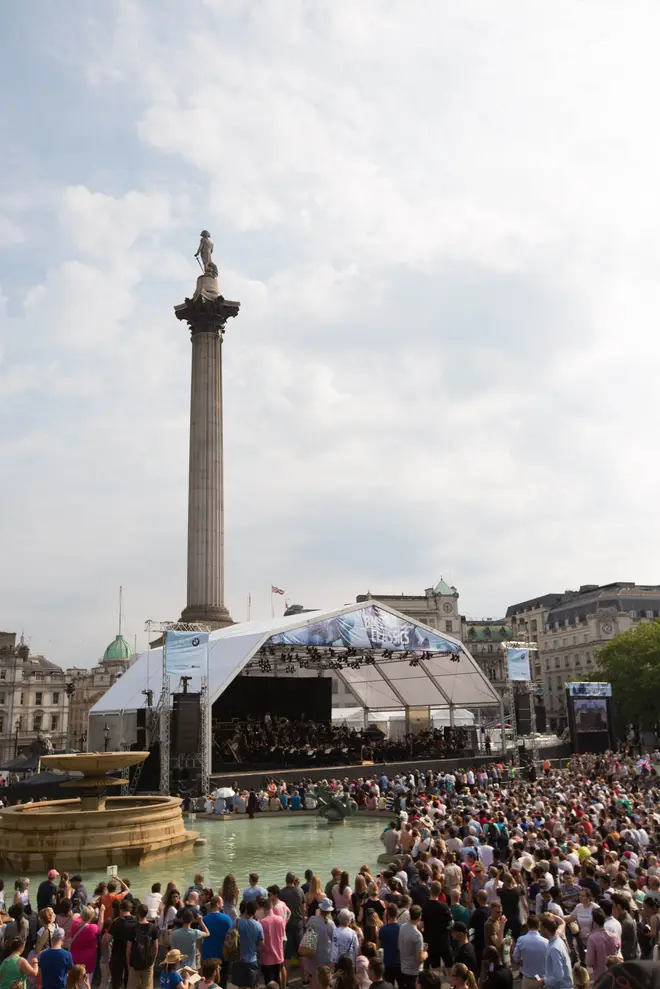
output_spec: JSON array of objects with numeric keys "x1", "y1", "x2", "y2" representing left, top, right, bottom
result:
[{"x1": 174, "y1": 276, "x2": 240, "y2": 628}]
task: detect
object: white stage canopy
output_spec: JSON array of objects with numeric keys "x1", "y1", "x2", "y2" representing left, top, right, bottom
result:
[{"x1": 90, "y1": 600, "x2": 501, "y2": 717}]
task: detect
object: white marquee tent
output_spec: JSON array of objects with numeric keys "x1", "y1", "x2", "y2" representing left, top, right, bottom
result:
[{"x1": 89, "y1": 600, "x2": 504, "y2": 766}]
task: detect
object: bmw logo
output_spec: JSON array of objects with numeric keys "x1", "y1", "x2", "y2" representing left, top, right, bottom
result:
[{"x1": 192, "y1": 637, "x2": 200, "y2": 647}]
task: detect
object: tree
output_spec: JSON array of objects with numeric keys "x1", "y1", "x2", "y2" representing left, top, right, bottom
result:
[{"x1": 592, "y1": 621, "x2": 660, "y2": 732}]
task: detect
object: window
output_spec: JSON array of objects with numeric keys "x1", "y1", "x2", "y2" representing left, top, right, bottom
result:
[
  {"x1": 556, "y1": 676, "x2": 563, "y2": 689},
  {"x1": 487, "y1": 644, "x2": 493, "y2": 653},
  {"x1": 0, "y1": 692, "x2": 4, "y2": 706},
  {"x1": 572, "y1": 636, "x2": 576, "y2": 644},
  {"x1": 52, "y1": 692, "x2": 60, "y2": 704},
  {"x1": 0, "y1": 669, "x2": 6, "y2": 679},
  {"x1": 646, "y1": 610, "x2": 654, "y2": 619},
  {"x1": 553, "y1": 639, "x2": 558, "y2": 648},
  {"x1": 562, "y1": 638, "x2": 567, "y2": 646},
  {"x1": 0, "y1": 716, "x2": 3, "y2": 733},
  {"x1": 35, "y1": 692, "x2": 42, "y2": 706},
  {"x1": 555, "y1": 657, "x2": 560, "y2": 669},
  {"x1": 17, "y1": 715, "x2": 24, "y2": 731},
  {"x1": 575, "y1": 654, "x2": 581, "y2": 666},
  {"x1": 445, "y1": 620, "x2": 452, "y2": 632},
  {"x1": 33, "y1": 715, "x2": 42, "y2": 731},
  {"x1": 51, "y1": 715, "x2": 59, "y2": 731},
  {"x1": 19, "y1": 692, "x2": 24, "y2": 706},
  {"x1": 630, "y1": 610, "x2": 636, "y2": 619}
]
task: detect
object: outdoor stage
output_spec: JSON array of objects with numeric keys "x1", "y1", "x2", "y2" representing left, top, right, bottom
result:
[{"x1": 209, "y1": 743, "x2": 571, "y2": 790}]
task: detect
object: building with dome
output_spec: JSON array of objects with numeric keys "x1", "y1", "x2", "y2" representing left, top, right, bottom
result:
[
  {"x1": 66, "y1": 634, "x2": 135, "y2": 750},
  {"x1": 0, "y1": 630, "x2": 135, "y2": 766}
]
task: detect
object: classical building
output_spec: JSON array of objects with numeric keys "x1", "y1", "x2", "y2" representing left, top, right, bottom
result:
[
  {"x1": 506, "y1": 582, "x2": 660, "y2": 731},
  {"x1": 463, "y1": 620, "x2": 513, "y2": 692},
  {"x1": 356, "y1": 579, "x2": 463, "y2": 638},
  {"x1": 67, "y1": 634, "x2": 134, "y2": 750},
  {"x1": 0, "y1": 631, "x2": 134, "y2": 765}
]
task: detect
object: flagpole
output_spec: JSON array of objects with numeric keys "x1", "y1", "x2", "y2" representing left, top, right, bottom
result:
[
  {"x1": 271, "y1": 588, "x2": 274, "y2": 619},
  {"x1": 247, "y1": 593, "x2": 252, "y2": 622}
]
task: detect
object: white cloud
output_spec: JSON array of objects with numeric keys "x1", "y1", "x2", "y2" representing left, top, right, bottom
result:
[{"x1": 3, "y1": 0, "x2": 660, "y2": 666}]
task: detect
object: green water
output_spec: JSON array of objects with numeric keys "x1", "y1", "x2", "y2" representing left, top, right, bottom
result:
[{"x1": 22, "y1": 815, "x2": 385, "y2": 898}]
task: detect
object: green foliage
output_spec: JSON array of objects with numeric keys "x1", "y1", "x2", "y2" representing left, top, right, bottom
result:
[{"x1": 592, "y1": 621, "x2": 660, "y2": 731}]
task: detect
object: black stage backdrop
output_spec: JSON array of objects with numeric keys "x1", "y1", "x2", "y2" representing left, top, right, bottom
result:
[{"x1": 212, "y1": 675, "x2": 332, "y2": 723}]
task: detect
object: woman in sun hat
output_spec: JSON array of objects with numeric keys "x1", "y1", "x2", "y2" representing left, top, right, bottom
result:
[
  {"x1": 301, "y1": 899, "x2": 335, "y2": 986},
  {"x1": 160, "y1": 950, "x2": 190, "y2": 989}
]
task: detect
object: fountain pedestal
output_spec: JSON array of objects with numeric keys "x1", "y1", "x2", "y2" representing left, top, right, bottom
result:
[{"x1": 0, "y1": 752, "x2": 199, "y2": 872}]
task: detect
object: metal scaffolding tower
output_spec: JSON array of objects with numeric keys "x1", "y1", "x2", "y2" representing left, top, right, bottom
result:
[{"x1": 145, "y1": 620, "x2": 210, "y2": 795}]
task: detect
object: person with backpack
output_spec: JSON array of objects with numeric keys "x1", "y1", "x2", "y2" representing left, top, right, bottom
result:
[{"x1": 125, "y1": 904, "x2": 158, "y2": 989}]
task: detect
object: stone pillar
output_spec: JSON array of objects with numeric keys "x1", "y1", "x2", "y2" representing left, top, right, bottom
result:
[{"x1": 174, "y1": 276, "x2": 240, "y2": 628}]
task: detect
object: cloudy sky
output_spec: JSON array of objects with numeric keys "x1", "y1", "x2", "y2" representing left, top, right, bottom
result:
[{"x1": 2, "y1": 0, "x2": 659, "y2": 668}]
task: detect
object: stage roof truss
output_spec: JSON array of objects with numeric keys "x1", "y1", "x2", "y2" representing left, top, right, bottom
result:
[{"x1": 89, "y1": 600, "x2": 501, "y2": 717}]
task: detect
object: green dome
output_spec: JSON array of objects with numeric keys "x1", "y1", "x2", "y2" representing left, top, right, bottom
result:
[{"x1": 103, "y1": 634, "x2": 132, "y2": 661}]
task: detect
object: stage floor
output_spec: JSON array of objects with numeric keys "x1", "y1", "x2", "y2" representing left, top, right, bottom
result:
[{"x1": 210, "y1": 742, "x2": 571, "y2": 790}]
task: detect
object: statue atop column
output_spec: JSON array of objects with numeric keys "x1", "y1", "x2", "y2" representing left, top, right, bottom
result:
[
  {"x1": 175, "y1": 228, "x2": 240, "y2": 330},
  {"x1": 195, "y1": 230, "x2": 218, "y2": 279}
]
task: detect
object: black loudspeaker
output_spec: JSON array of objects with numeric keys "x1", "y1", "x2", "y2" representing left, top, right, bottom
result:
[
  {"x1": 172, "y1": 693, "x2": 201, "y2": 754},
  {"x1": 535, "y1": 705, "x2": 547, "y2": 734},
  {"x1": 515, "y1": 691, "x2": 532, "y2": 735},
  {"x1": 136, "y1": 709, "x2": 147, "y2": 749}
]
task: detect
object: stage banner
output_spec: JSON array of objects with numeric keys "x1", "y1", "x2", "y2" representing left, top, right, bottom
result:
[
  {"x1": 506, "y1": 647, "x2": 531, "y2": 681},
  {"x1": 165, "y1": 630, "x2": 209, "y2": 675},
  {"x1": 567, "y1": 681, "x2": 612, "y2": 697},
  {"x1": 270, "y1": 604, "x2": 462, "y2": 653}
]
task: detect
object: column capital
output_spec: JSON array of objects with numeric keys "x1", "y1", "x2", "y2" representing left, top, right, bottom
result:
[{"x1": 174, "y1": 295, "x2": 240, "y2": 338}]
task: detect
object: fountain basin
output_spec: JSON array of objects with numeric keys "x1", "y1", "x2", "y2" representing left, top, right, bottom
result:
[{"x1": 0, "y1": 795, "x2": 199, "y2": 872}]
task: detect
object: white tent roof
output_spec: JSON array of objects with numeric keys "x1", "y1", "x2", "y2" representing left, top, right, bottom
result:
[{"x1": 90, "y1": 600, "x2": 501, "y2": 716}]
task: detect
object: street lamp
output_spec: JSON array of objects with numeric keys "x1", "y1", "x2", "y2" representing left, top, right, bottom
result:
[
  {"x1": 14, "y1": 719, "x2": 20, "y2": 757},
  {"x1": 103, "y1": 724, "x2": 110, "y2": 752},
  {"x1": 65, "y1": 682, "x2": 76, "y2": 752}
]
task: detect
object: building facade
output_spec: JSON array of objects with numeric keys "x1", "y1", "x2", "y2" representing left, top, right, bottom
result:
[
  {"x1": 507, "y1": 582, "x2": 660, "y2": 731},
  {"x1": 0, "y1": 631, "x2": 134, "y2": 765},
  {"x1": 356, "y1": 579, "x2": 463, "y2": 638},
  {"x1": 463, "y1": 620, "x2": 513, "y2": 692}
]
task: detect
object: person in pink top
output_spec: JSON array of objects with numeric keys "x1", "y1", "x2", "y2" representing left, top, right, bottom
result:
[
  {"x1": 260, "y1": 897, "x2": 286, "y2": 988},
  {"x1": 331, "y1": 873, "x2": 353, "y2": 913},
  {"x1": 586, "y1": 908, "x2": 620, "y2": 980},
  {"x1": 267, "y1": 886, "x2": 291, "y2": 924},
  {"x1": 69, "y1": 906, "x2": 101, "y2": 978}
]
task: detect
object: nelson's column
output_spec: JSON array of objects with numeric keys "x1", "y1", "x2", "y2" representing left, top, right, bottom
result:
[{"x1": 174, "y1": 231, "x2": 239, "y2": 627}]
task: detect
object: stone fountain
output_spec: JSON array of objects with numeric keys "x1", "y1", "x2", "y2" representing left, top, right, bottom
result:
[{"x1": 0, "y1": 752, "x2": 199, "y2": 872}]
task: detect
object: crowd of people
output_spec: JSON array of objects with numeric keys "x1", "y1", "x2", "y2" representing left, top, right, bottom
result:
[
  {"x1": 2, "y1": 747, "x2": 660, "y2": 989},
  {"x1": 214, "y1": 719, "x2": 473, "y2": 770}
]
